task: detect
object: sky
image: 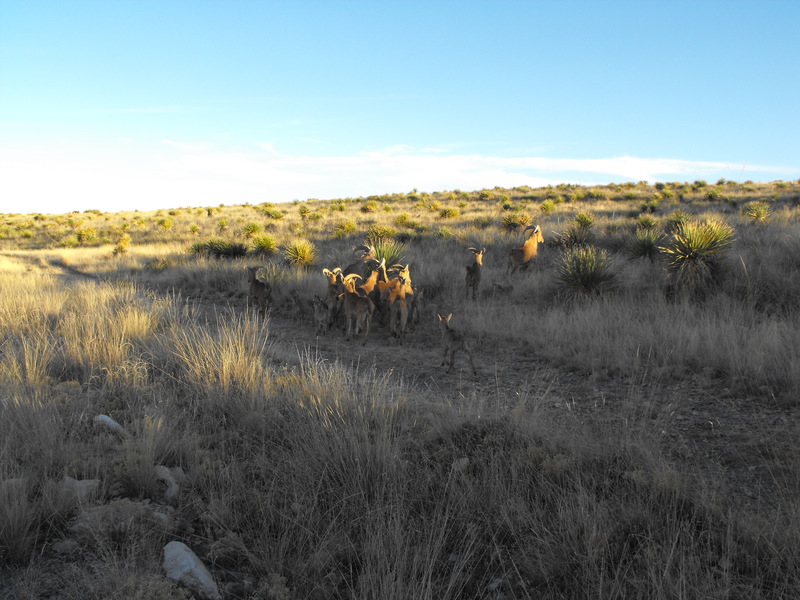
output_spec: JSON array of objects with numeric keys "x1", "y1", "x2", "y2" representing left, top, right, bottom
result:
[{"x1": 1, "y1": 1, "x2": 798, "y2": 215}]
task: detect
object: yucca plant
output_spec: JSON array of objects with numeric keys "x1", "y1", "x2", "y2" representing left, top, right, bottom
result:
[
  {"x1": 742, "y1": 201, "x2": 771, "y2": 223},
  {"x1": 659, "y1": 219, "x2": 734, "y2": 297},
  {"x1": 251, "y1": 234, "x2": 277, "y2": 255},
  {"x1": 555, "y1": 224, "x2": 592, "y2": 248},
  {"x1": 555, "y1": 245, "x2": 617, "y2": 300},
  {"x1": 664, "y1": 211, "x2": 691, "y2": 234},
  {"x1": 283, "y1": 238, "x2": 317, "y2": 269},
  {"x1": 574, "y1": 211, "x2": 595, "y2": 229},
  {"x1": 626, "y1": 228, "x2": 664, "y2": 262},
  {"x1": 371, "y1": 237, "x2": 406, "y2": 266},
  {"x1": 501, "y1": 212, "x2": 531, "y2": 232}
]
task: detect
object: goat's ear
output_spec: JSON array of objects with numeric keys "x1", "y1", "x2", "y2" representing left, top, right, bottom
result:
[{"x1": 446, "y1": 313, "x2": 453, "y2": 321}]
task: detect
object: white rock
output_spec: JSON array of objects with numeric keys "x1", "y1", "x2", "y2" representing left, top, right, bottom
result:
[
  {"x1": 163, "y1": 541, "x2": 221, "y2": 600},
  {"x1": 93, "y1": 414, "x2": 131, "y2": 439}
]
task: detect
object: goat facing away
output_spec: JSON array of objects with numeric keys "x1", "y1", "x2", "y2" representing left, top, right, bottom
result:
[
  {"x1": 507, "y1": 224, "x2": 544, "y2": 277},
  {"x1": 465, "y1": 247, "x2": 485, "y2": 300},
  {"x1": 388, "y1": 275, "x2": 411, "y2": 343},
  {"x1": 340, "y1": 273, "x2": 375, "y2": 345},
  {"x1": 437, "y1": 313, "x2": 478, "y2": 375},
  {"x1": 343, "y1": 244, "x2": 377, "y2": 279},
  {"x1": 321, "y1": 267, "x2": 345, "y2": 332},
  {"x1": 246, "y1": 266, "x2": 271, "y2": 315}
]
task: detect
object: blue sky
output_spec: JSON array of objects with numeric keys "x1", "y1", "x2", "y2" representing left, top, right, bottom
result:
[{"x1": 1, "y1": 1, "x2": 798, "y2": 214}]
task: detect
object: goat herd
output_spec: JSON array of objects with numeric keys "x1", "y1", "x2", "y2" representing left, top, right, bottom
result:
[{"x1": 245, "y1": 225, "x2": 545, "y2": 375}]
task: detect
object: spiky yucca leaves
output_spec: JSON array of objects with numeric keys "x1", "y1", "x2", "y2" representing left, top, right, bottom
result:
[
  {"x1": 627, "y1": 228, "x2": 665, "y2": 262},
  {"x1": 659, "y1": 219, "x2": 734, "y2": 297},
  {"x1": 574, "y1": 211, "x2": 595, "y2": 229},
  {"x1": 283, "y1": 238, "x2": 318, "y2": 269},
  {"x1": 555, "y1": 246, "x2": 617, "y2": 300},
  {"x1": 251, "y1": 234, "x2": 277, "y2": 255},
  {"x1": 742, "y1": 201, "x2": 771, "y2": 223},
  {"x1": 371, "y1": 237, "x2": 407, "y2": 267}
]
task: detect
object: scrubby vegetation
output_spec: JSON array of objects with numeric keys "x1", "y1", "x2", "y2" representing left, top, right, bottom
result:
[{"x1": 2, "y1": 179, "x2": 800, "y2": 598}]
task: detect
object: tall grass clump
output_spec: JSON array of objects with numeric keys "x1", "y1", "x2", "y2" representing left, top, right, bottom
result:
[
  {"x1": 659, "y1": 219, "x2": 734, "y2": 298},
  {"x1": 555, "y1": 246, "x2": 617, "y2": 300},
  {"x1": 190, "y1": 238, "x2": 248, "y2": 259},
  {"x1": 251, "y1": 234, "x2": 277, "y2": 255}
]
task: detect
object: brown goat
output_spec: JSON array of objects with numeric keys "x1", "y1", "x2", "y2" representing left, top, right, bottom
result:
[
  {"x1": 437, "y1": 313, "x2": 477, "y2": 375},
  {"x1": 340, "y1": 274, "x2": 375, "y2": 345},
  {"x1": 507, "y1": 224, "x2": 544, "y2": 277},
  {"x1": 465, "y1": 248, "x2": 485, "y2": 300},
  {"x1": 246, "y1": 266, "x2": 271, "y2": 315}
]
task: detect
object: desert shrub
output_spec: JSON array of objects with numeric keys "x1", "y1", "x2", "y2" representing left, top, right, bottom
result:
[
  {"x1": 251, "y1": 234, "x2": 277, "y2": 255},
  {"x1": 556, "y1": 225, "x2": 592, "y2": 248},
  {"x1": 659, "y1": 219, "x2": 734, "y2": 297},
  {"x1": 112, "y1": 233, "x2": 132, "y2": 256},
  {"x1": 188, "y1": 224, "x2": 200, "y2": 235},
  {"x1": 742, "y1": 201, "x2": 771, "y2": 223},
  {"x1": 333, "y1": 221, "x2": 358, "y2": 239},
  {"x1": 436, "y1": 226, "x2": 455, "y2": 239},
  {"x1": 263, "y1": 208, "x2": 284, "y2": 220},
  {"x1": 283, "y1": 239, "x2": 317, "y2": 269},
  {"x1": 361, "y1": 200, "x2": 379, "y2": 213},
  {"x1": 637, "y1": 214, "x2": 658, "y2": 230},
  {"x1": 372, "y1": 238, "x2": 406, "y2": 266},
  {"x1": 555, "y1": 245, "x2": 617, "y2": 300},
  {"x1": 472, "y1": 216, "x2": 494, "y2": 229},
  {"x1": 439, "y1": 207, "x2": 460, "y2": 219},
  {"x1": 190, "y1": 239, "x2": 248, "y2": 259},
  {"x1": 574, "y1": 211, "x2": 595, "y2": 229},
  {"x1": 540, "y1": 199, "x2": 555, "y2": 213},
  {"x1": 157, "y1": 218, "x2": 173, "y2": 231},
  {"x1": 366, "y1": 226, "x2": 398, "y2": 244},
  {"x1": 705, "y1": 187, "x2": 723, "y2": 201},
  {"x1": 626, "y1": 228, "x2": 664, "y2": 262},
  {"x1": 664, "y1": 211, "x2": 692, "y2": 234},
  {"x1": 502, "y1": 213, "x2": 531, "y2": 232},
  {"x1": 242, "y1": 222, "x2": 262, "y2": 238}
]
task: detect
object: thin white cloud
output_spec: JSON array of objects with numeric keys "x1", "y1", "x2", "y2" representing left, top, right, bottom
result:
[{"x1": 0, "y1": 142, "x2": 795, "y2": 214}]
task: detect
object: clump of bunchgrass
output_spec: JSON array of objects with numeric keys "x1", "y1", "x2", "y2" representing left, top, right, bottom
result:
[
  {"x1": 555, "y1": 245, "x2": 617, "y2": 300},
  {"x1": 501, "y1": 212, "x2": 531, "y2": 232},
  {"x1": 659, "y1": 219, "x2": 734, "y2": 297},
  {"x1": 283, "y1": 238, "x2": 317, "y2": 269}
]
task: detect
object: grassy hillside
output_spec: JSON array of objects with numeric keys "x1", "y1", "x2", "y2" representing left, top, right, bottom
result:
[{"x1": 2, "y1": 179, "x2": 799, "y2": 599}]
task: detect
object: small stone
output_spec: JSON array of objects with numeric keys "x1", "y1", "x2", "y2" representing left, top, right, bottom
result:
[{"x1": 163, "y1": 541, "x2": 222, "y2": 600}]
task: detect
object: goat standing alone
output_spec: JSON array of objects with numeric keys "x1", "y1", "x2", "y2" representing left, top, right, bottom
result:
[
  {"x1": 507, "y1": 224, "x2": 544, "y2": 277},
  {"x1": 246, "y1": 266, "x2": 271, "y2": 315},
  {"x1": 437, "y1": 313, "x2": 477, "y2": 375},
  {"x1": 465, "y1": 248, "x2": 485, "y2": 300}
]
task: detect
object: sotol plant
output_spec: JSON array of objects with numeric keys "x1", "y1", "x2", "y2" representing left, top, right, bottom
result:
[{"x1": 283, "y1": 239, "x2": 317, "y2": 269}]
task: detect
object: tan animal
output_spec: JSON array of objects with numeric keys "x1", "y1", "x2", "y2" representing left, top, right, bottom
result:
[
  {"x1": 311, "y1": 295, "x2": 329, "y2": 336},
  {"x1": 465, "y1": 247, "x2": 485, "y2": 300},
  {"x1": 507, "y1": 224, "x2": 545, "y2": 277},
  {"x1": 437, "y1": 314, "x2": 477, "y2": 375},
  {"x1": 322, "y1": 267, "x2": 344, "y2": 331},
  {"x1": 246, "y1": 266, "x2": 271, "y2": 314},
  {"x1": 340, "y1": 274, "x2": 375, "y2": 345},
  {"x1": 388, "y1": 276, "x2": 410, "y2": 342}
]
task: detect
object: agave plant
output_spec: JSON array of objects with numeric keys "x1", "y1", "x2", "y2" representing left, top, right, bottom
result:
[
  {"x1": 659, "y1": 219, "x2": 734, "y2": 296},
  {"x1": 555, "y1": 245, "x2": 617, "y2": 300}
]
